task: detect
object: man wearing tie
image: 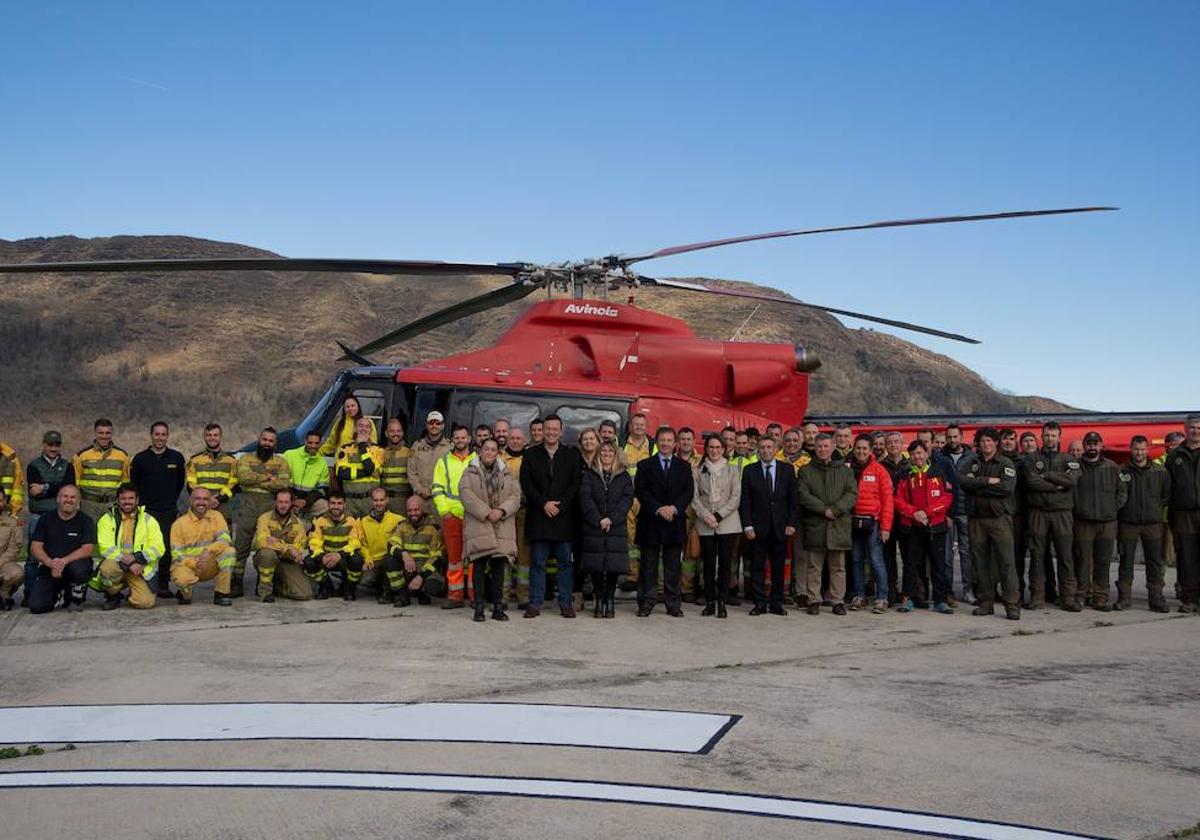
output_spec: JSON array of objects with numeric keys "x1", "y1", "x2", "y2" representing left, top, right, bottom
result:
[
  {"x1": 739, "y1": 435, "x2": 797, "y2": 615},
  {"x1": 634, "y1": 426, "x2": 695, "y2": 617}
]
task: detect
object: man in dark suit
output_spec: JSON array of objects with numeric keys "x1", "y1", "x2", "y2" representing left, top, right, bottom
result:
[
  {"x1": 740, "y1": 435, "x2": 797, "y2": 615},
  {"x1": 634, "y1": 426, "x2": 695, "y2": 617}
]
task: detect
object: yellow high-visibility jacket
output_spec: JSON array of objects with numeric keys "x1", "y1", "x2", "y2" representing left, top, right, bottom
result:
[
  {"x1": 72, "y1": 444, "x2": 131, "y2": 501},
  {"x1": 170, "y1": 510, "x2": 236, "y2": 569},
  {"x1": 252, "y1": 510, "x2": 308, "y2": 559},
  {"x1": 309, "y1": 514, "x2": 363, "y2": 558},
  {"x1": 335, "y1": 442, "x2": 385, "y2": 496},
  {"x1": 186, "y1": 450, "x2": 239, "y2": 501},
  {"x1": 431, "y1": 450, "x2": 472, "y2": 519},
  {"x1": 358, "y1": 509, "x2": 403, "y2": 566},
  {"x1": 96, "y1": 506, "x2": 165, "y2": 579},
  {"x1": 388, "y1": 517, "x2": 443, "y2": 574},
  {"x1": 0, "y1": 442, "x2": 24, "y2": 512}
]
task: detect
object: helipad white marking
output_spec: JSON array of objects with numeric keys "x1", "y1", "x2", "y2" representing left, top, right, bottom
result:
[
  {"x1": 0, "y1": 703, "x2": 736, "y2": 754},
  {"x1": 0, "y1": 769, "x2": 1111, "y2": 840}
]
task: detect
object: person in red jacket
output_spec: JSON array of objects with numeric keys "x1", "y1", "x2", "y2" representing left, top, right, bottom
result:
[
  {"x1": 894, "y1": 441, "x2": 955, "y2": 614},
  {"x1": 848, "y1": 435, "x2": 894, "y2": 613}
]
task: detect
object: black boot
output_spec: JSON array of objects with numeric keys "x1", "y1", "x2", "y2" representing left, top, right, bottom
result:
[
  {"x1": 343, "y1": 583, "x2": 357, "y2": 602},
  {"x1": 717, "y1": 600, "x2": 728, "y2": 619},
  {"x1": 315, "y1": 578, "x2": 332, "y2": 600},
  {"x1": 593, "y1": 596, "x2": 604, "y2": 618},
  {"x1": 701, "y1": 601, "x2": 716, "y2": 616},
  {"x1": 491, "y1": 604, "x2": 509, "y2": 621},
  {"x1": 394, "y1": 588, "x2": 411, "y2": 608},
  {"x1": 604, "y1": 594, "x2": 615, "y2": 618},
  {"x1": 473, "y1": 603, "x2": 486, "y2": 622}
]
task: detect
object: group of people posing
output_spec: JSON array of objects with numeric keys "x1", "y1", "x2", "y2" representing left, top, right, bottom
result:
[{"x1": 0, "y1": 403, "x2": 1196, "y2": 622}]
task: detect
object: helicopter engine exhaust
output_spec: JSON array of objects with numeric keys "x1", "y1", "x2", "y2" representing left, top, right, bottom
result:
[{"x1": 794, "y1": 345, "x2": 822, "y2": 373}]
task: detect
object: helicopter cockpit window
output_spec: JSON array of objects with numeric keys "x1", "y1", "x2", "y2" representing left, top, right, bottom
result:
[
  {"x1": 473, "y1": 400, "x2": 540, "y2": 438},
  {"x1": 554, "y1": 405, "x2": 622, "y2": 446},
  {"x1": 345, "y1": 388, "x2": 386, "y2": 443}
]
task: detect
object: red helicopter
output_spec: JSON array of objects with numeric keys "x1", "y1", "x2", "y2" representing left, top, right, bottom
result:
[{"x1": 1, "y1": 206, "x2": 1186, "y2": 456}]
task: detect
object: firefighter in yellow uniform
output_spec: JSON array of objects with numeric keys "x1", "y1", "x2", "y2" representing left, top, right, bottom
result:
[
  {"x1": 170, "y1": 487, "x2": 236, "y2": 605},
  {"x1": 307, "y1": 491, "x2": 365, "y2": 601},
  {"x1": 621, "y1": 413, "x2": 655, "y2": 592},
  {"x1": 252, "y1": 487, "x2": 311, "y2": 602},
  {"x1": 90, "y1": 483, "x2": 165, "y2": 610},
  {"x1": 186, "y1": 424, "x2": 239, "y2": 512},
  {"x1": 0, "y1": 488, "x2": 25, "y2": 609},
  {"x1": 380, "y1": 418, "x2": 413, "y2": 514},
  {"x1": 385, "y1": 495, "x2": 445, "y2": 606},
  {"x1": 0, "y1": 439, "x2": 24, "y2": 520},
  {"x1": 73, "y1": 418, "x2": 131, "y2": 522},
  {"x1": 359, "y1": 486, "x2": 403, "y2": 602},
  {"x1": 232, "y1": 428, "x2": 291, "y2": 598},
  {"x1": 336, "y1": 417, "x2": 386, "y2": 518}
]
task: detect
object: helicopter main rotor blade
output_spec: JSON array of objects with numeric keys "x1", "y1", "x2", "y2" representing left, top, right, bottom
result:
[
  {"x1": 643, "y1": 277, "x2": 981, "y2": 344},
  {"x1": 0, "y1": 256, "x2": 526, "y2": 277},
  {"x1": 617, "y1": 206, "x2": 1117, "y2": 266},
  {"x1": 349, "y1": 281, "x2": 542, "y2": 358}
]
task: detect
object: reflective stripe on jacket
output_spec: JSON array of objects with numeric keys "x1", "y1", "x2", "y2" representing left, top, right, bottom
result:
[
  {"x1": 432, "y1": 451, "x2": 472, "y2": 519},
  {"x1": 186, "y1": 451, "x2": 239, "y2": 500},
  {"x1": 72, "y1": 445, "x2": 131, "y2": 499},
  {"x1": 169, "y1": 510, "x2": 236, "y2": 569},
  {"x1": 96, "y1": 506, "x2": 165, "y2": 579},
  {"x1": 309, "y1": 514, "x2": 363, "y2": 557}
]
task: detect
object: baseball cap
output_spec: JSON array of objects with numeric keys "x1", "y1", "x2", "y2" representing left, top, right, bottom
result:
[
  {"x1": 426, "y1": 411, "x2": 445, "y2": 423},
  {"x1": 1083, "y1": 431, "x2": 1103, "y2": 444},
  {"x1": 43, "y1": 431, "x2": 63, "y2": 445}
]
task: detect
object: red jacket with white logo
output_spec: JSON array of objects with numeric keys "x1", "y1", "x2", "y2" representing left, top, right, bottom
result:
[
  {"x1": 852, "y1": 457, "x2": 894, "y2": 532},
  {"x1": 894, "y1": 463, "x2": 954, "y2": 529}
]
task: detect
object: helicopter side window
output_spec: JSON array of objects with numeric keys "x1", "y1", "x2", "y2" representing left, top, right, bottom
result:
[
  {"x1": 554, "y1": 405, "x2": 622, "y2": 446},
  {"x1": 349, "y1": 388, "x2": 387, "y2": 442},
  {"x1": 472, "y1": 399, "x2": 541, "y2": 438}
]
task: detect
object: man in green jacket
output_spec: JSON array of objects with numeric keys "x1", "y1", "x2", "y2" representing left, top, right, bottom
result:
[
  {"x1": 284, "y1": 431, "x2": 331, "y2": 520},
  {"x1": 796, "y1": 433, "x2": 857, "y2": 616},
  {"x1": 1023, "y1": 421, "x2": 1083, "y2": 611},
  {"x1": 959, "y1": 428, "x2": 1020, "y2": 620},
  {"x1": 1164, "y1": 415, "x2": 1200, "y2": 612},
  {"x1": 1118, "y1": 436, "x2": 1171, "y2": 612},
  {"x1": 1074, "y1": 432, "x2": 1128, "y2": 611}
]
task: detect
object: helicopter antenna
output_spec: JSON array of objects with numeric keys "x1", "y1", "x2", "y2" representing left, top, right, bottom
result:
[{"x1": 730, "y1": 304, "x2": 762, "y2": 341}]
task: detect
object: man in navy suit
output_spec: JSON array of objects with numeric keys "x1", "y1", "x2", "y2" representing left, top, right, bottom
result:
[
  {"x1": 739, "y1": 435, "x2": 797, "y2": 615},
  {"x1": 635, "y1": 426, "x2": 695, "y2": 617}
]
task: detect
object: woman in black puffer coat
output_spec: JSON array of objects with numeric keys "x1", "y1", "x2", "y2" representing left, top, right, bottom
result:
[{"x1": 579, "y1": 441, "x2": 634, "y2": 618}]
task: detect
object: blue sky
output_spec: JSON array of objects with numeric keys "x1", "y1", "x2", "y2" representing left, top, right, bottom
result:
[{"x1": 3, "y1": 1, "x2": 1196, "y2": 411}]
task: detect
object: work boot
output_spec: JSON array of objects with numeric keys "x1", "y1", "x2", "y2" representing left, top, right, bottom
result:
[
  {"x1": 473, "y1": 603, "x2": 486, "y2": 622},
  {"x1": 261, "y1": 592, "x2": 275, "y2": 603},
  {"x1": 832, "y1": 603, "x2": 846, "y2": 616},
  {"x1": 343, "y1": 584, "x2": 357, "y2": 602},
  {"x1": 213, "y1": 591, "x2": 232, "y2": 607},
  {"x1": 491, "y1": 605, "x2": 509, "y2": 621},
  {"x1": 604, "y1": 596, "x2": 615, "y2": 619},
  {"x1": 393, "y1": 589, "x2": 411, "y2": 608},
  {"x1": 376, "y1": 588, "x2": 391, "y2": 605},
  {"x1": 175, "y1": 589, "x2": 192, "y2": 605},
  {"x1": 1005, "y1": 605, "x2": 1021, "y2": 621},
  {"x1": 972, "y1": 603, "x2": 995, "y2": 616},
  {"x1": 807, "y1": 603, "x2": 820, "y2": 615},
  {"x1": 1179, "y1": 602, "x2": 1198, "y2": 614},
  {"x1": 1091, "y1": 600, "x2": 1111, "y2": 612},
  {"x1": 1061, "y1": 599, "x2": 1082, "y2": 613},
  {"x1": 593, "y1": 598, "x2": 604, "y2": 618},
  {"x1": 1149, "y1": 600, "x2": 1169, "y2": 614},
  {"x1": 701, "y1": 602, "x2": 716, "y2": 616},
  {"x1": 229, "y1": 577, "x2": 245, "y2": 599},
  {"x1": 102, "y1": 593, "x2": 122, "y2": 611},
  {"x1": 416, "y1": 591, "x2": 431, "y2": 605},
  {"x1": 315, "y1": 579, "x2": 333, "y2": 600},
  {"x1": 0, "y1": 598, "x2": 13, "y2": 612}
]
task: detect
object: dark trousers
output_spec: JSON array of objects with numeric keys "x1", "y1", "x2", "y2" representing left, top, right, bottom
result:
[
  {"x1": 882, "y1": 527, "x2": 904, "y2": 602},
  {"x1": 639, "y1": 543, "x2": 681, "y2": 610},
  {"x1": 700, "y1": 533, "x2": 736, "y2": 605},
  {"x1": 1172, "y1": 510, "x2": 1200, "y2": 606},
  {"x1": 903, "y1": 526, "x2": 949, "y2": 604},
  {"x1": 1012, "y1": 511, "x2": 1027, "y2": 599},
  {"x1": 970, "y1": 515, "x2": 1020, "y2": 608},
  {"x1": 1075, "y1": 519, "x2": 1117, "y2": 606},
  {"x1": 28, "y1": 559, "x2": 92, "y2": 614},
  {"x1": 1118, "y1": 522, "x2": 1164, "y2": 604},
  {"x1": 590, "y1": 571, "x2": 618, "y2": 602},
  {"x1": 147, "y1": 509, "x2": 177, "y2": 593},
  {"x1": 1028, "y1": 508, "x2": 1074, "y2": 604},
  {"x1": 471, "y1": 555, "x2": 506, "y2": 607},
  {"x1": 750, "y1": 534, "x2": 787, "y2": 610}
]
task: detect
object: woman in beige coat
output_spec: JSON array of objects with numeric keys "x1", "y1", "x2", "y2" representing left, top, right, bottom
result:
[
  {"x1": 460, "y1": 439, "x2": 522, "y2": 622},
  {"x1": 692, "y1": 435, "x2": 742, "y2": 617}
]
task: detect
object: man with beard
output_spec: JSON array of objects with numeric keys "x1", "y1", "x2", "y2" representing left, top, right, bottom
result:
[
  {"x1": 252, "y1": 488, "x2": 310, "y2": 602},
  {"x1": 284, "y1": 431, "x2": 330, "y2": 520},
  {"x1": 385, "y1": 495, "x2": 444, "y2": 607},
  {"x1": 432, "y1": 425, "x2": 475, "y2": 608},
  {"x1": 492, "y1": 419, "x2": 511, "y2": 451},
  {"x1": 1024, "y1": 421, "x2": 1082, "y2": 611},
  {"x1": 409, "y1": 411, "x2": 451, "y2": 518},
  {"x1": 801, "y1": 422, "x2": 820, "y2": 460},
  {"x1": 378, "y1": 418, "x2": 412, "y2": 514},
  {"x1": 832, "y1": 424, "x2": 854, "y2": 463},
  {"x1": 941, "y1": 424, "x2": 974, "y2": 603},
  {"x1": 958, "y1": 428, "x2": 1020, "y2": 620},
  {"x1": 1117, "y1": 436, "x2": 1170, "y2": 611},
  {"x1": 170, "y1": 487, "x2": 236, "y2": 606},
  {"x1": 335, "y1": 417, "x2": 385, "y2": 518},
  {"x1": 307, "y1": 491, "x2": 365, "y2": 601},
  {"x1": 73, "y1": 418, "x2": 131, "y2": 523},
  {"x1": 91, "y1": 483, "x2": 165, "y2": 610},
  {"x1": 232, "y1": 428, "x2": 291, "y2": 598},
  {"x1": 1073, "y1": 432, "x2": 1126, "y2": 611},
  {"x1": 1164, "y1": 415, "x2": 1200, "y2": 612},
  {"x1": 185, "y1": 424, "x2": 238, "y2": 513}
]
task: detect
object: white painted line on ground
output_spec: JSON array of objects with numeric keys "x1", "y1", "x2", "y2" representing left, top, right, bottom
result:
[
  {"x1": 0, "y1": 703, "x2": 737, "y2": 754},
  {"x1": 0, "y1": 769, "x2": 1112, "y2": 840}
]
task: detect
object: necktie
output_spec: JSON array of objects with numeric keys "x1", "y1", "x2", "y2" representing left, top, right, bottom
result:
[
  {"x1": 661, "y1": 457, "x2": 670, "y2": 471},
  {"x1": 765, "y1": 463, "x2": 773, "y2": 492}
]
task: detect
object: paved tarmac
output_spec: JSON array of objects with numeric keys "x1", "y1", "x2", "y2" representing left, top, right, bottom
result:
[{"x1": 0, "y1": 564, "x2": 1196, "y2": 840}]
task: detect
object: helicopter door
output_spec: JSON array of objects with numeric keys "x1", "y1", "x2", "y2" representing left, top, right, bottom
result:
[{"x1": 411, "y1": 386, "x2": 454, "y2": 443}]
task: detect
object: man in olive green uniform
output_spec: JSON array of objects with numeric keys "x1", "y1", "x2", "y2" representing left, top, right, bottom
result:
[
  {"x1": 1117, "y1": 435, "x2": 1171, "y2": 612},
  {"x1": 796, "y1": 433, "x2": 857, "y2": 616},
  {"x1": 380, "y1": 418, "x2": 413, "y2": 514},
  {"x1": 1073, "y1": 432, "x2": 1128, "y2": 611},
  {"x1": 1023, "y1": 421, "x2": 1082, "y2": 611},
  {"x1": 232, "y1": 427, "x2": 291, "y2": 598},
  {"x1": 72, "y1": 419, "x2": 131, "y2": 522},
  {"x1": 959, "y1": 428, "x2": 1020, "y2": 620},
  {"x1": 409, "y1": 411, "x2": 451, "y2": 519}
]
